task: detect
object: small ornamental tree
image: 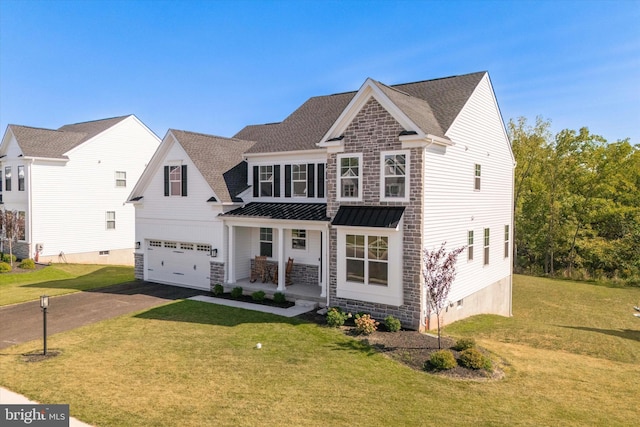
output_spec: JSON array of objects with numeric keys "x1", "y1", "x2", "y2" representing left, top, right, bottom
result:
[
  {"x1": 422, "y1": 242, "x2": 465, "y2": 349},
  {"x1": 0, "y1": 209, "x2": 25, "y2": 267}
]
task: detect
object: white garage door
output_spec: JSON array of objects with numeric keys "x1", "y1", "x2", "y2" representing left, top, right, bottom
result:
[{"x1": 146, "y1": 240, "x2": 211, "y2": 290}]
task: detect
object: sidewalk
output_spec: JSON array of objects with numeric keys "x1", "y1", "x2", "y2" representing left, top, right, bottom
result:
[{"x1": 0, "y1": 387, "x2": 93, "y2": 426}]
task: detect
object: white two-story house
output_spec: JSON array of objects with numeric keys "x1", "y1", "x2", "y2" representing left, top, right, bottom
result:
[
  {"x1": 129, "y1": 71, "x2": 514, "y2": 330},
  {"x1": 0, "y1": 115, "x2": 159, "y2": 265}
]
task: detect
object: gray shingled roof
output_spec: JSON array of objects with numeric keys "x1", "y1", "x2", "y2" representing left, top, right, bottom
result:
[
  {"x1": 234, "y1": 72, "x2": 486, "y2": 154},
  {"x1": 169, "y1": 130, "x2": 255, "y2": 203},
  {"x1": 8, "y1": 116, "x2": 130, "y2": 159}
]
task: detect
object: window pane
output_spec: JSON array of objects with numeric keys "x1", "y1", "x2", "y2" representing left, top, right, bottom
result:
[
  {"x1": 384, "y1": 177, "x2": 405, "y2": 197},
  {"x1": 260, "y1": 242, "x2": 272, "y2": 257},
  {"x1": 368, "y1": 236, "x2": 388, "y2": 260},
  {"x1": 260, "y1": 182, "x2": 273, "y2": 196},
  {"x1": 368, "y1": 261, "x2": 388, "y2": 286},
  {"x1": 170, "y1": 181, "x2": 181, "y2": 196},
  {"x1": 346, "y1": 234, "x2": 365, "y2": 258},
  {"x1": 293, "y1": 181, "x2": 306, "y2": 197},
  {"x1": 346, "y1": 259, "x2": 364, "y2": 283}
]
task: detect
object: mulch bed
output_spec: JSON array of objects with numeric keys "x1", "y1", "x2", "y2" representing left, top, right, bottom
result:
[
  {"x1": 22, "y1": 350, "x2": 62, "y2": 363},
  {"x1": 1, "y1": 262, "x2": 49, "y2": 274},
  {"x1": 297, "y1": 311, "x2": 505, "y2": 381}
]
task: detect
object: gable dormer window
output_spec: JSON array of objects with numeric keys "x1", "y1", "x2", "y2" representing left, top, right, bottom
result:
[
  {"x1": 164, "y1": 165, "x2": 187, "y2": 197},
  {"x1": 381, "y1": 151, "x2": 409, "y2": 201},
  {"x1": 338, "y1": 154, "x2": 362, "y2": 200}
]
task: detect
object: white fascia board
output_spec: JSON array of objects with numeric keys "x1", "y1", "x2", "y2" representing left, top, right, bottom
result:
[
  {"x1": 22, "y1": 156, "x2": 69, "y2": 164},
  {"x1": 244, "y1": 148, "x2": 326, "y2": 162},
  {"x1": 62, "y1": 115, "x2": 132, "y2": 157},
  {"x1": 318, "y1": 78, "x2": 421, "y2": 147},
  {"x1": 221, "y1": 215, "x2": 330, "y2": 230},
  {"x1": 331, "y1": 223, "x2": 402, "y2": 233},
  {"x1": 400, "y1": 133, "x2": 454, "y2": 148}
]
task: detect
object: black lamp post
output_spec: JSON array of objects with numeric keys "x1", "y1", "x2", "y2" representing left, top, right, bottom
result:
[{"x1": 40, "y1": 295, "x2": 49, "y2": 355}]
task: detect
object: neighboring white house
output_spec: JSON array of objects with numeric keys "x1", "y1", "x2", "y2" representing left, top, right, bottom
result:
[
  {"x1": 0, "y1": 115, "x2": 160, "y2": 265},
  {"x1": 130, "y1": 71, "x2": 514, "y2": 330}
]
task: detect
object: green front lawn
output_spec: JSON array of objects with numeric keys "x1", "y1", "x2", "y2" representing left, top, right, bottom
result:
[
  {"x1": 0, "y1": 275, "x2": 638, "y2": 426},
  {"x1": 0, "y1": 264, "x2": 134, "y2": 306}
]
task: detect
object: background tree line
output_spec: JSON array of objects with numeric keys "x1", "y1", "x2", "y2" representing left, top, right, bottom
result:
[{"x1": 509, "y1": 117, "x2": 639, "y2": 285}]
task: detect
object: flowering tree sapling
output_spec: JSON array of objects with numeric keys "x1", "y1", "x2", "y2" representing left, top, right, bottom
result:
[
  {"x1": 423, "y1": 242, "x2": 465, "y2": 349},
  {"x1": 0, "y1": 209, "x2": 25, "y2": 267}
]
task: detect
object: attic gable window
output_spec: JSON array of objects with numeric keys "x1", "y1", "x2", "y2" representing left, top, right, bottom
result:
[
  {"x1": 338, "y1": 153, "x2": 362, "y2": 200},
  {"x1": 164, "y1": 165, "x2": 187, "y2": 197}
]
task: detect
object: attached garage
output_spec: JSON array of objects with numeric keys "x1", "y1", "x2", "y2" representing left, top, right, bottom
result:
[{"x1": 146, "y1": 240, "x2": 211, "y2": 290}]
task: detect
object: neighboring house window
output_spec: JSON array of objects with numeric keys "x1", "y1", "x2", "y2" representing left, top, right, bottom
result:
[
  {"x1": 260, "y1": 166, "x2": 274, "y2": 197},
  {"x1": 292, "y1": 164, "x2": 307, "y2": 197},
  {"x1": 338, "y1": 154, "x2": 362, "y2": 199},
  {"x1": 4, "y1": 167, "x2": 11, "y2": 191},
  {"x1": 484, "y1": 228, "x2": 490, "y2": 265},
  {"x1": 115, "y1": 171, "x2": 126, "y2": 187},
  {"x1": 17, "y1": 166, "x2": 25, "y2": 191},
  {"x1": 106, "y1": 211, "x2": 116, "y2": 230},
  {"x1": 260, "y1": 227, "x2": 273, "y2": 257},
  {"x1": 292, "y1": 229, "x2": 306, "y2": 250},
  {"x1": 475, "y1": 164, "x2": 481, "y2": 190},
  {"x1": 345, "y1": 234, "x2": 388, "y2": 286},
  {"x1": 468, "y1": 230, "x2": 474, "y2": 261},
  {"x1": 504, "y1": 225, "x2": 510, "y2": 258},
  {"x1": 99, "y1": 250, "x2": 110, "y2": 256},
  {"x1": 381, "y1": 151, "x2": 408, "y2": 199},
  {"x1": 164, "y1": 165, "x2": 187, "y2": 197}
]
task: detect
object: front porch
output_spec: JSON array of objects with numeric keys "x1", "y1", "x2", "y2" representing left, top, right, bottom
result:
[{"x1": 222, "y1": 277, "x2": 325, "y2": 305}]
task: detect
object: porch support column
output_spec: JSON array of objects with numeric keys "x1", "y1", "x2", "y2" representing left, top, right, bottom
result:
[
  {"x1": 277, "y1": 226, "x2": 285, "y2": 291},
  {"x1": 227, "y1": 225, "x2": 236, "y2": 284}
]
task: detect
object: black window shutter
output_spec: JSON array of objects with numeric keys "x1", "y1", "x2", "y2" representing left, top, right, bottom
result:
[
  {"x1": 284, "y1": 165, "x2": 292, "y2": 198},
  {"x1": 164, "y1": 166, "x2": 169, "y2": 196},
  {"x1": 307, "y1": 163, "x2": 315, "y2": 198},
  {"x1": 273, "y1": 165, "x2": 281, "y2": 197},
  {"x1": 181, "y1": 165, "x2": 188, "y2": 196},
  {"x1": 317, "y1": 163, "x2": 325, "y2": 198},
  {"x1": 253, "y1": 166, "x2": 259, "y2": 197}
]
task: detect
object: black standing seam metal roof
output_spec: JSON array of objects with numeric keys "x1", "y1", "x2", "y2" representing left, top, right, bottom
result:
[
  {"x1": 220, "y1": 202, "x2": 329, "y2": 222},
  {"x1": 331, "y1": 206, "x2": 405, "y2": 228}
]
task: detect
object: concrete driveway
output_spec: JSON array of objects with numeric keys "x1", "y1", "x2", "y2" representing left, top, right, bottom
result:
[{"x1": 0, "y1": 281, "x2": 205, "y2": 350}]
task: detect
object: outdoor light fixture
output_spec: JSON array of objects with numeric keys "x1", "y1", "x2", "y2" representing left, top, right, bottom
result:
[
  {"x1": 40, "y1": 295, "x2": 49, "y2": 355},
  {"x1": 211, "y1": 248, "x2": 218, "y2": 257},
  {"x1": 135, "y1": 241, "x2": 141, "y2": 249}
]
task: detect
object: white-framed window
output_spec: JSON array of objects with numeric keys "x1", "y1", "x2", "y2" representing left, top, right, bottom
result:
[
  {"x1": 260, "y1": 227, "x2": 273, "y2": 257},
  {"x1": 345, "y1": 234, "x2": 388, "y2": 286},
  {"x1": 504, "y1": 225, "x2": 510, "y2": 258},
  {"x1": 4, "y1": 166, "x2": 11, "y2": 191},
  {"x1": 468, "y1": 230, "x2": 474, "y2": 261},
  {"x1": 169, "y1": 166, "x2": 182, "y2": 196},
  {"x1": 18, "y1": 166, "x2": 25, "y2": 191},
  {"x1": 474, "y1": 164, "x2": 481, "y2": 191},
  {"x1": 259, "y1": 165, "x2": 274, "y2": 197},
  {"x1": 291, "y1": 229, "x2": 306, "y2": 250},
  {"x1": 381, "y1": 151, "x2": 409, "y2": 200},
  {"x1": 484, "y1": 228, "x2": 490, "y2": 265},
  {"x1": 338, "y1": 153, "x2": 362, "y2": 200},
  {"x1": 292, "y1": 164, "x2": 307, "y2": 197},
  {"x1": 115, "y1": 171, "x2": 126, "y2": 188},
  {"x1": 106, "y1": 211, "x2": 116, "y2": 230}
]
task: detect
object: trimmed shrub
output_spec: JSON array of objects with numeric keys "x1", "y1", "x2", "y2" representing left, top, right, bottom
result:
[
  {"x1": 326, "y1": 307, "x2": 348, "y2": 328},
  {"x1": 212, "y1": 284, "x2": 224, "y2": 296},
  {"x1": 354, "y1": 313, "x2": 379, "y2": 335},
  {"x1": 1, "y1": 253, "x2": 16, "y2": 263},
  {"x1": 459, "y1": 348, "x2": 492, "y2": 370},
  {"x1": 252, "y1": 290, "x2": 266, "y2": 302},
  {"x1": 384, "y1": 315, "x2": 402, "y2": 332},
  {"x1": 425, "y1": 350, "x2": 457, "y2": 371},
  {"x1": 18, "y1": 259, "x2": 36, "y2": 269},
  {"x1": 452, "y1": 337, "x2": 476, "y2": 351},
  {"x1": 230, "y1": 286, "x2": 243, "y2": 299},
  {"x1": 0, "y1": 262, "x2": 12, "y2": 273},
  {"x1": 273, "y1": 292, "x2": 287, "y2": 304}
]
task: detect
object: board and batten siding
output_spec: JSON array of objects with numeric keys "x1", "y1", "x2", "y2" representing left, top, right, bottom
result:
[
  {"x1": 134, "y1": 140, "x2": 225, "y2": 258},
  {"x1": 29, "y1": 116, "x2": 159, "y2": 258},
  {"x1": 423, "y1": 74, "x2": 514, "y2": 304}
]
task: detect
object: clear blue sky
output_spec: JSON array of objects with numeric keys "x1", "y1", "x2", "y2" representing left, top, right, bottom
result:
[{"x1": 1, "y1": 0, "x2": 638, "y2": 144}]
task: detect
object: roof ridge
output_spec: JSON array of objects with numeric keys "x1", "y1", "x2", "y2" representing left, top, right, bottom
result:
[
  {"x1": 171, "y1": 129, "x2": 254, "y2": 143},
  {"x1": 60, "y1": 115, "x2": 131, "y2": 127},
  {"x1": 9, "y1": 124, "x2": 72, "y2": 133}
]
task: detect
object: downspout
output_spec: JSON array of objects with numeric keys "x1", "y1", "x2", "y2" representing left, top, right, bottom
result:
[{"x1": 27, "y1": 159, "x2": 34, "y2": 259}]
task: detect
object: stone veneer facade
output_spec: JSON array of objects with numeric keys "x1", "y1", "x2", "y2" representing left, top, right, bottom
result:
[
  {"x1": 134, "y1": 253, "x2": 144, "y2": 280},
  {"x1": 247, "y1": 258, "x2": 319, "y2": 288},
  {"x1": 327, "y1": 98, "x2": 425, "y2": 329},
  {"x1": 210, "y1": 261, "x2": 225, "y2": 287}
]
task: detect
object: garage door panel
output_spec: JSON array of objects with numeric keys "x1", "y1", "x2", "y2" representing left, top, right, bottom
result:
[{"x1": 147, "y1": 243, "x2": 210, "y2": 290}]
